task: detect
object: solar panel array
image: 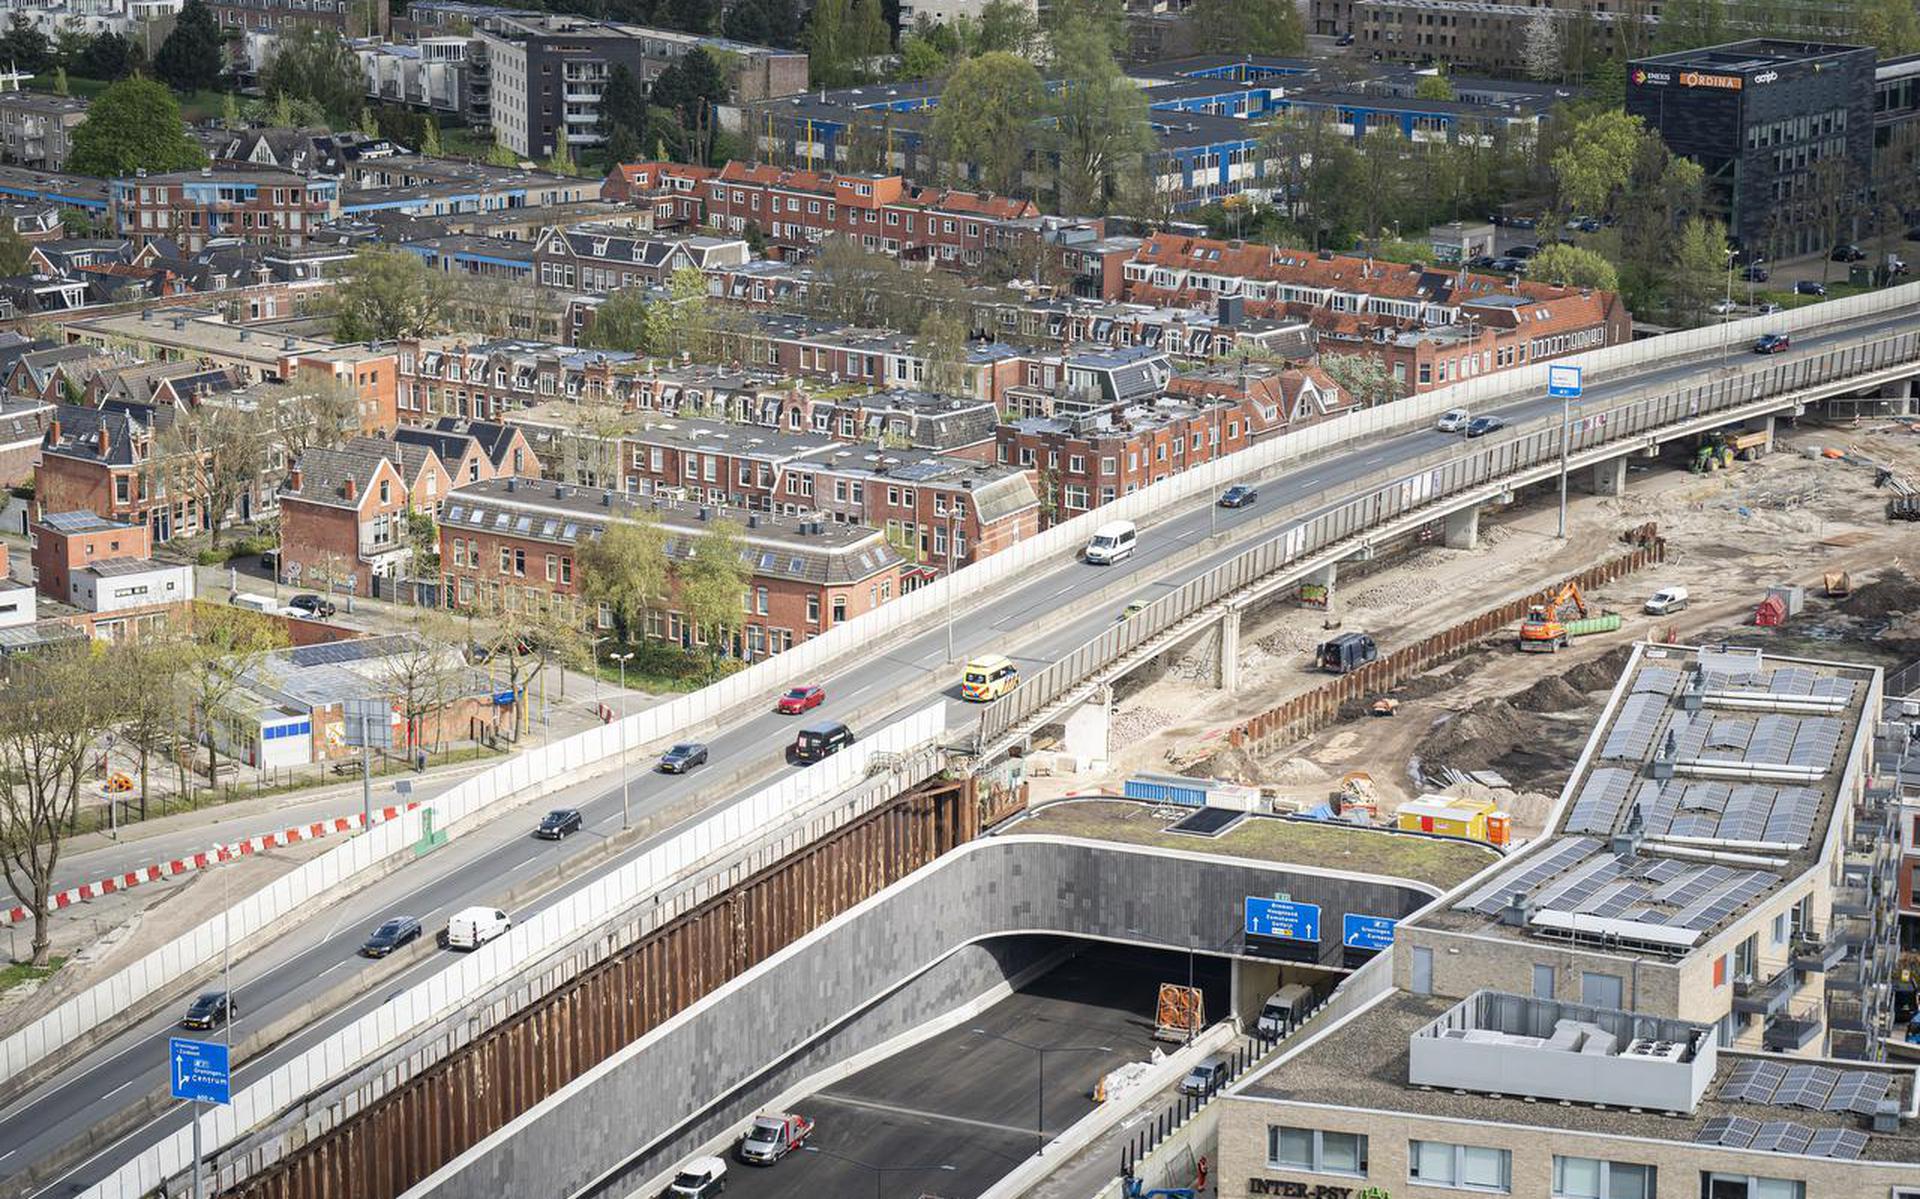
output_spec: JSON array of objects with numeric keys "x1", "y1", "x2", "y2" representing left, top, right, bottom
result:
[
  {"x1": 1600, "y1": 692, "x2": 1668, "y2": 762},
  {"x1": 1719, "y1": 1061, "x2": 1894, "y2": 1116},
  {"x1": 1455, "y1": 837, "x2": 1601, "y2": 916},
  {"x1": 1696, "y1": 1116, "x2": 1867, "y2": 1160},
  {"x1": 1668, "y1": 712, "x2": 1845, "y2": 770},
  {"x1": 1454, "y1": 839, "x2": 1778, "y2": 935}
]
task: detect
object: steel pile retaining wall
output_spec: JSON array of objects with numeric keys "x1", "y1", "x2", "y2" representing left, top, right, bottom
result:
[
  {"x1": 216, "y1": 773, "x2": 981, "y2": 1199},
  {"x1": 13, "y1": 280, "x2": 1918, "y2": 1099},
  {"x1": 1227, "y1": 537, "x2": 1667, "y2": 754},
  {"x1": 76, "y1": 706, "x2": 947, "y2": 1199},
  {"x1": 973, "y1": 323, "x2": 1920, "y2": 748}
]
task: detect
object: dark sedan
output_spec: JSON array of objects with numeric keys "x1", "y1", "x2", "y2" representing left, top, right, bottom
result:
[
  {"x1": 1217, "y1": 485, "x2": 1258, "y2": 509},
  {"x1": 535, "y1": 808, "x2": 583, "y2": 839},
  {"x1": 1464, "y1": 415, "x2": 1506, "y2": 438},
  {"x1": 288, "y1": 593, "x2": 336, "y2": 618},
  {"x1": 180, "y1": 991, "x2": 236, "y2": 1030},
  {"x1": 1794, "y1": 281, "x2": 1827, "y2": 297},
  {"x1": 360, "y1": 916, "x2": 422, "y2": 958},
  {"x1": 1753, "y1": 333, "x2": 1791, "y2": 355},
  {"x1": 658, "y1": 742, "x2": 710, "y2": 773}
]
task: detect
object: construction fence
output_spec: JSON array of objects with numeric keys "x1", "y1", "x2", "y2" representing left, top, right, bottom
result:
[{"x1": 1226, "y1": 533, "x2": 1668, "y2": 756}]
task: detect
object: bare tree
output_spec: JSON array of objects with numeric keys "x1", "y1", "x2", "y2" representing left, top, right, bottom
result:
[
  {"x1": 1521, "y1": 10, "x2": 1563, "y2": 82},
  {"x1": 0, "y1": 647, "x2": 126, "y2": 964},
  {"x1": 468, "y1": 587, "x2": 584, "y2": 738},
  {"x1": 152, "y1": 402, "x2": 276, "y2": 547},
  {"x1": 182, "y1": 602, "x2": 289, "y2": 779},
  {"x1": 273, "y1": 372, "x2": 363, "y2": 461},
  {"x1": 120, "y1": 630, "x2": 188, "y2": 819},
  {"x1": 379, "y1": 616, "x2": 468, "y2": 754},
  {"x1": 559, "y1": 380, "x2": 629, "y2": 489}
]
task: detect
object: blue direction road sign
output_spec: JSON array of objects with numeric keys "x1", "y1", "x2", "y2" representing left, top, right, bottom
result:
[
  {"x1": 1548, "y1": 364, "x2": 1583, "y2": 398},
  {"x1": 170, "y1": 1037, "x2": 231, "y2": 1104},
  {"x1": 1245, "y1": 897, "x2": 1321, "y2": 943},
  {"x1": 1342, "y1": 914, "x2": 1398, "y2": 951}
]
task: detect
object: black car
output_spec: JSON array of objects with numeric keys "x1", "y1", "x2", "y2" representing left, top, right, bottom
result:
[
  {"x1": 535, "y1": 808, "x2": 583, "y2": 839},
  {"x1": 1217, "y1": 485, "x2": 1257, "y2": 509},
  {"x1": 1335, "y1": 31, "x2": 1354, "y2": 45},
  {"x1": 1794, "y1": 280, "x2": 1828, "y2": 297},
  {"x1": 1831, "y1": 244, "x2": 1866, "y2": 262},
  {"x1": 1740, "y1": 264, "x2": 1770, "y2": 283},
  {"x1": 1506, "y1": 244, "x2": 1539, "y2": 259},
  {"x1": 1488, "y1": 256, "x2": 1527, "y2": 274},
  {"x1": 180, "y1": 991, "x2": 236, "y2": 1030},
  {"x1": 361, "y1": 916, "x2": 422, "y2": 958},
  {"x1": 1464, "y1": 254, "x2": 1496, "y2": 270},
  {"x1": 288, "y1": 593, "x2": 336, "y2": 618},
  {"x1": 1464, "y1": 415, "x2": 1506, "y2": 438},
  {"x1": 1753, "y1": 333, "x2": 1791, "y2": 354},
  {"x1": 658, "y1": 742, "x2": 709, "y2": 773}
]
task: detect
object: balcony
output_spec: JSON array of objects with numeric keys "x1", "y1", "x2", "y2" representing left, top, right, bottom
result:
[
  {"x1": 1833, "y1": 883, "x2": 1875, "y2": 918},
  {"x1": 1732, "y1": 964, "x2": 1795, "y2": 1017},
  {"x1": 1828, "y1": 993, "x2": 1873, "y2": 1033},
  {"x1": 1763, "y1": 1004, "x2": 1824, "y2": 1052},
  {"x1": 1793, "y1": 930, "x2": 1848, "y2": 973}
]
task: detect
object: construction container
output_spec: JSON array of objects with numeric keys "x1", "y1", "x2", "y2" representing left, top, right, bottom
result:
[
  {"x1": 1564, "y1": 613, "x2": 1624, "y2": 637},
  {"x1": 1756, "y1": 595, "x2": 1788, "y2": 627},
  {"x1": 1766, "y1": 585, "x2": 1806, "y2": 616},
  {"x1": 1825, "y1": 570, "x2": 1853, "y2": 597},
  {"x1": 1123, "y1": 774, "x2": 1210, "y2": 806},
  {"x1": 1395, "y1": 794, "x2": 1497, "y2": 841},
  {"x1": 1487, "y1": 810, "x2": 1512, "y2": 847}
]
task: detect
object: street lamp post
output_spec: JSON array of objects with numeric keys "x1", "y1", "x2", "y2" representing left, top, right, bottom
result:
[
  {"x1": 971, "y1": 1028, "x2": 1112, "y2": 1156},
  {"x1": 801, "y1": 1147, "x2": 955, "y2": 1199},
  {"x1": 1556, "y1": 390, "x2": 1571, "y2": 540},
  {"x1": 610, "y1": 651, "x2": 634, "y2": 830},
  {"x1": 945, "y1": 508, "x2": 959, "y2": 662}
]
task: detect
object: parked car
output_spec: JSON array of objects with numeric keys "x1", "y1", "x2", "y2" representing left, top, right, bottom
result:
[
  {"x1": 776, "y1": 685, "x2": 825, "y2": 715},
  {"x1": 1487, "y1": 256, "x2": 1527, "y2": 274},
  {"x1": 1180, "y1": 1055, "x2": 1230, "y2": 1096},
  {"x1": 1564, "y1": 216, "x2": 1602, "y2": 234},
  {"x1": 180, "y1": 991, "x2": 236, "y2": 1030},
  {"x1": 1644, "y1": 586, "x2": 1691, "y2": 615},
  {"x1": 1506, "y1": 243, "x2": 1539, "y2": 259},
  {"x1": 1335, "y1": 31, "x2": 1354, "y2": 45},
  {"x1": 1753, "y1": 333, "x2": 1791, "y2": 354},
  {"x1": 1740, "y1": 264, "x2": 1770, "y2": 282},
  {"x1": 657, "y1": 742, "x2": 709, "y2": 773},
  {"x1": 1831, "y1": 244, "x2": 1866, "y2": 262},
  {"x1": 1217, "y1": 484, "x2": 1257, "y2": 508},
  {"x1": 1756, "y1": 301, "x2": 1783, "y2": 315},
  {"x1": 535, "y1": 808, "x2": 583, "y2": 839},
  {"x1": 360, "y1": 916, "x2": 422, "y2": 958},
  {"x1": 737, "y1": 1113, "x2": 813, "y2": 1165},
  {"x1": 1464, "y1": 254, "x2": 1496, "y2": 270},
  {"x1": 1709, "y1": 299, "x2": 1738, "y2": 315},
  {"x1": 1464, "y1": 415, "x2": 1506, "y2": 438},
  {"x1": 663, "y1": 1157, "x2": 727, "y2": 1198},
  {"x1": 1794, "y1": 281, "x2": 1827, "y2": 296},
  {"x1": 288, "y1": 593, "x2": 336, "y2": 618},
  {"x1": 1435, "y1": 408, "x2": 1471, "y2": 433}
]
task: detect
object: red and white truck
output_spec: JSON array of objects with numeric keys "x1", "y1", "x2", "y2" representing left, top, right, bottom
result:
[{"x1": 736, "y1": 1112, "x2": 813, "y2": 1165}]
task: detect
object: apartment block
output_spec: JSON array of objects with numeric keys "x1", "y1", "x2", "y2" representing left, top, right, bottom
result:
[
  {"x1": 109, "y1": 169, "x2": 341, "y2": 252},
  {"x1": 0, "y1": 91, "x2": 87, "y2": 172},
  {"x1": 277, "y1": 446, "x2": 413, "y2": 597}
]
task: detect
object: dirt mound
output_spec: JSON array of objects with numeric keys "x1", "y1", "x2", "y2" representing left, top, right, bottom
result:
[
  {"x1": 1399, "y1": 658, "x2": 1484, "y2": 701},
  {"x1": 1416, "y1": 697, "x2": 1535, "y2": 776},
  {"x1": 1267, "y1": 756, "x2": 1331, "y2": 786},
  {"x1": 1188, "y1": 743, "x2": 1264, "y2": 785},
  {"x1": 1565, "y1": 644, "x2": 1638, "y2": 692},
  {"x1": 1510, "y1": 676, "x2": 1586, "y2": 714},
  {"x1": 1838, "y1": 568, "x2": 1920, "y2": 618}
]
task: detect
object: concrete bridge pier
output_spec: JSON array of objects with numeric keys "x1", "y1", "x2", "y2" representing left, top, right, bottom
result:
[
  {"x1": 1883, "y1": 379, "x2": 1918, "y2": 415},
  {"x1": 1744, "y1": 413, "x2": 1776, "y2": 451},
  {"x1": 1217, "y1": 608, "x2": 1242, "y2": 692},
  {"x1": 1591, "y1": 456, "x2": 1628, "y2": 496},
  {"x1": 1443, "y1": 506, "x2": 1479, "y2": 550},
  {"x1": 1062, "y1": 685, "x2": 1112, "y2": 770},
  {"x1": 1302, "y1": 562, "x2": 1337, "y2": 608}
]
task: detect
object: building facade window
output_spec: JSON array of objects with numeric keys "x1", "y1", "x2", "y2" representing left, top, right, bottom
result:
[
  {"x1": 1551, "y1": 1156, "x2": 1653, "y2": 1199},
  {"x1": 1410, "y1": 1141, "x2": 1510, "y2": 1193},
  {"x1": 1266, "y1": 1127, "x2": 1367, "y2": 1178},
  {"x1": 1701, "y1": 1175, "x2": 1803, "y2": 1199}
]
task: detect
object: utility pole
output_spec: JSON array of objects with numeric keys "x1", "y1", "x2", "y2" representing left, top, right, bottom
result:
[
  {"x1": 360, "y1": 711, "x2": 372, "y2": 831},
  {"x1": 611, "y1": 652, "x2": 633, "y2": 830}
]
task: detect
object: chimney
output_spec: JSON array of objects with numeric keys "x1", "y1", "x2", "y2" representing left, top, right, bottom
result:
[
  {"x1": 96, "y1": 423, "x2": 110, "y2": 455},
  {"x1": 1499, "y1": 890, "x2": 1532, "y2": 928},
  {"x1": 506, "y1": 477, "x2": 518, "y2": 491},
  {"x1": 239, "y1": 328, "x2": 250, "y2": 342},
  {"x1": 171, "y1": 316, "x2": 185, "y2": 331},
  {"x1": 344, "y1": 476, "x2": 357, "y2": 501},
  {"x1": 284, "y1": 337, "x2": 297, "y2": 351},
  {"x1": 46, "y1": 417, "x2": 59, "y2": 443},
  {"x1": 289, "y1": 465, "x2": 303, "y2": 492}
]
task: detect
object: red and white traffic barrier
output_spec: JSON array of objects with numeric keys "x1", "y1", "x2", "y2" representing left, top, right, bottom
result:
[{"x1": 0, "y1": 802, "x2": 422, "y2": 926}]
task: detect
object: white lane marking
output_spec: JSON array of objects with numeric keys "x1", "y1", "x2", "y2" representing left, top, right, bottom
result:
[
  {"x1": 101, "y1": 1079, "x2": 137, "y2": 1102},
  {"x1": 818, "y1": 1092, "x2": 1051, "y2": 1139}
]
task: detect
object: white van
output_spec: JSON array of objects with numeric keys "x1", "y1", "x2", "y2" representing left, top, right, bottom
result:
[
  {"x1": 229, "y1": 592, "x2": 284, "y2": 615},
  {"x1": 1644, "y1": 586, "x2": 1690, "y2": 615},
  {"x1": 1256, "y1": 983, "x2": 1318, "y2": 1039},
  {"x1": 1084, "y1": 520, "x2": 1137, "y2": 565},
  {"x1": 446, "y1": 906, "x2": 511, "y2": 950}
]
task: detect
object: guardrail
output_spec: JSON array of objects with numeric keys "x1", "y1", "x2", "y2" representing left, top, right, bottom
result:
[
  {"x1": 12, "y1": 279, "x2": 1918, "y2": 1094},
  {"x1": 973, "y1": 326, "x2": 1920, "y2": 747},
  {"x1": 84, "y1": 704, "x2": 948, "y2": 1199}
]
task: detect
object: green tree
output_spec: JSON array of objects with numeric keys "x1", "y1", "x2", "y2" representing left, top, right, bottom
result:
[
  {"x1": 643, "y1": 264, "x2": 711, "y2": 356},
  {"x1": 68, "y1": 77, "x2": 208, "y2": 176},
  {"x1": 1044, "y1": 0, "x2": 1124, "y2": 49},
  {"x1": 675, "y1": 519, "x2": 751, "y2": 671},
  {"x1": 0, "y1": 16, "x2": 52, "y2": 76},
  {"x1": 1048, "y1": 13, "x2": 1153, "y2": 214},
  {"x1": 724, "y1": 0, "x2": 801, "y2": 46},
  {"x1": 1318, "y1": 353, "x2": 1403, "y2": 408},
  {"x1": 182, "y1": 603, "x2": 289, "y2": 779},
  {"x1": 546, "y1": 127, "x2": 577, "y2": 176},
  {"x1": 977, "y1": 0, "x2": 1037, "y2": 53},
  {"x1": 918, "y1": 305, "x2": 971, "y2": 395},
  {"x1": 932, "y1": 51, "x2": 1043, "y2": 195},
  {"x1": 599, "y1": 62, "x2": 648, "y2": 142},
  {"x1": 220, "y1": 90, "x2": 240, "y2": 129},
  {"x1": 661, "y1": 0, "x2": 718, "y2": 32},
  {"x1": 577, "y1": 516, "x2": 669, "y2": 643},
  {"x1": 263, "y1": 24, "x2": 366, "y2": 127},
  {"x1": 75, "y1": 30, "x2": 132, "y2": 80},
  {"x1": 606, "y1": 123, "x2": 641, "y2": 165},
  {"x1": 1186, "y1": 0, "x2": 1303, "y2": 54},
  {"x1": 153, "y1": 0, "x2": 222, "y2": 91},
  {"x1": 1655, "y1": 0, "x2": 1727, "y2": 51},
  {"x1": 328, "y1": 246, "x2": 455, "y2": 341},
  {"x1": 852, "y1": 0, "x2": 890, "y2": 60},
  {"x1": 1414, "y1": 71, "x2": 1454, "y2": 101},
  {"x1": 421, "y1": 117, "x2": 442, "y2": 155},
  {"x1": 651, "y1": 48, "x2": 727, "y2": 162},
  {"x1": 1550, "y1": 109, "x2": 1646, "y2": 217},
  {"x1": 898, "y1": 33, "x2": 946, "y2": 79},
  {"x1": 808, "y1": 0, "x2": 856, "y2": 87},
  {"x1": 0, "y1": 224, "x2": 29, "y2": 276},
  {"x1": 1671, "y1": 215, "x2": 1729, "y2": 323},
  {"x1": 487, "y1": 140, "x2": 521, "y2": 167},
  {"x1": 1526, "y1": 242, "x2": 1620, "y2": 291},
  {"x1": 585, "y1": 287, "x2": 650, "y2": 351},
  {"x1": 1856, "y1": 0, "x2": 1920, "y2": 55},
  {"x1": 51, "y1": 66, "x2": 67, "y2": 96}
]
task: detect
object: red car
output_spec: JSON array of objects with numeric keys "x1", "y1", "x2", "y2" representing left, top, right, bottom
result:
[{"x1": 776, "y1": 685, "x2": 825, "y2": 714}]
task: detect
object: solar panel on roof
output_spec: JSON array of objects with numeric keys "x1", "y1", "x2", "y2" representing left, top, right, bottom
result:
[
  {"x1": 1826, "y1": 1071, "x2": 1893, "y2": 1115},
  {"x1": 1456, "y1": 837, "x2": 1601, "y2": 915},
  {"x1": 1807, "y1": 1128, "x2": 1869, "y2": 1160},
  {"x1": 1747, "y1": 1121, "x2": 1813, "y2": 1154},
  {"x1": 1696, "y1": 1116, "x2": 1762, "y2": 1147},
  {"x1": 1633, "y1": 666, "x2": 1682, "y2": 695},
  {"x1": 1775, "y1": 1065, "x2": 1841, "y2": 1110},
  {"x1": 1721, "y1": 1059, "x2": 1790, "y2": 1104}
]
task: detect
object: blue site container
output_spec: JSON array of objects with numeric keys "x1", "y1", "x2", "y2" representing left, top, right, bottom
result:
[{"x1": 1123, "y1": 774, "x2": 1211, "y2": 806}]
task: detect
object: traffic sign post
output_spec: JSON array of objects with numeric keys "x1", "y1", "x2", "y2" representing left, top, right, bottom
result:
[
  {"x1": 171, "y1": 1038, "x2": 231, "y2": 1199},
  {"x1": 1547, "y1": 364, "x2": 1584, "y2": 539},
  {"x1": 1342, "y1": 914, "x2": 1398, "y2": 953}
]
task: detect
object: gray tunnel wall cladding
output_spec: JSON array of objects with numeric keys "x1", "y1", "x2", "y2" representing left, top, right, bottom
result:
[{"x1": 409, "y1": 837, "x2": 1439, "y2": 1199}]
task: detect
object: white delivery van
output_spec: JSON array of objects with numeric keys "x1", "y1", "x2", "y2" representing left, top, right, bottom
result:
[
  {"x1": 229, "y1": 592, "x2": 283, "y2": 614},
  {"x1": 446, "y1": 906, "x2": 511, "y2": 950},
  {"x1": 1084, "y1": 520, "x2": 1137, "y2": 565},
  {"x1": 1256, "y1": 983, "x2": 1318, "y2": 1039},
  {"x1": 1644, "y1": 586, "x2": 1690, "y2": 615}
]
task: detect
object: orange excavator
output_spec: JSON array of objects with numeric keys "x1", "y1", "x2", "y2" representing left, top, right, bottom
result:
[{"x1": 1518, "y1": 581, "x2": 1587, "y2": 653}]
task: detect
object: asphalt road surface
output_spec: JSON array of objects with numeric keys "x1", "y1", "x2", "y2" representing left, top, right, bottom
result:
[
  {"x1": 717, "y1": 949, "x2": 1230, "y2": 1199},
  {"x1": 7, "y1": 307, "x2": 1910, "y2": 1194}
]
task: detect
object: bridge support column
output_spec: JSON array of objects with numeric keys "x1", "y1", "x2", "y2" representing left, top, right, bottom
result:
[
  {"x1": 1443, "y1": 506, "x2": 1479, "y2": 550},
  {"x1": 1217, "y1": 609, "x2": 1242, "y2": 692},
  {"x1": 1062, "y1": 686, "x2": 1111, "y2": 770},
  {"x1": 1590, "y1": 456, "x2": 1628, "y2": 497},
  {"x1": 1748, "y1": 414, "x2": 1776, "y2": 452},
  {"x1": 1300, "y1": 562, "x2": 1337, "y2": 609},
  {"x1": 1883, "y1": 379, "x2": 1918, "y2": 415}
]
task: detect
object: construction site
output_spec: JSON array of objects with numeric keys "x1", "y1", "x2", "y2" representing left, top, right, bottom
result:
[{"x1": 1030, "y1": 414, "x2": 1920, "y2": 850}]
